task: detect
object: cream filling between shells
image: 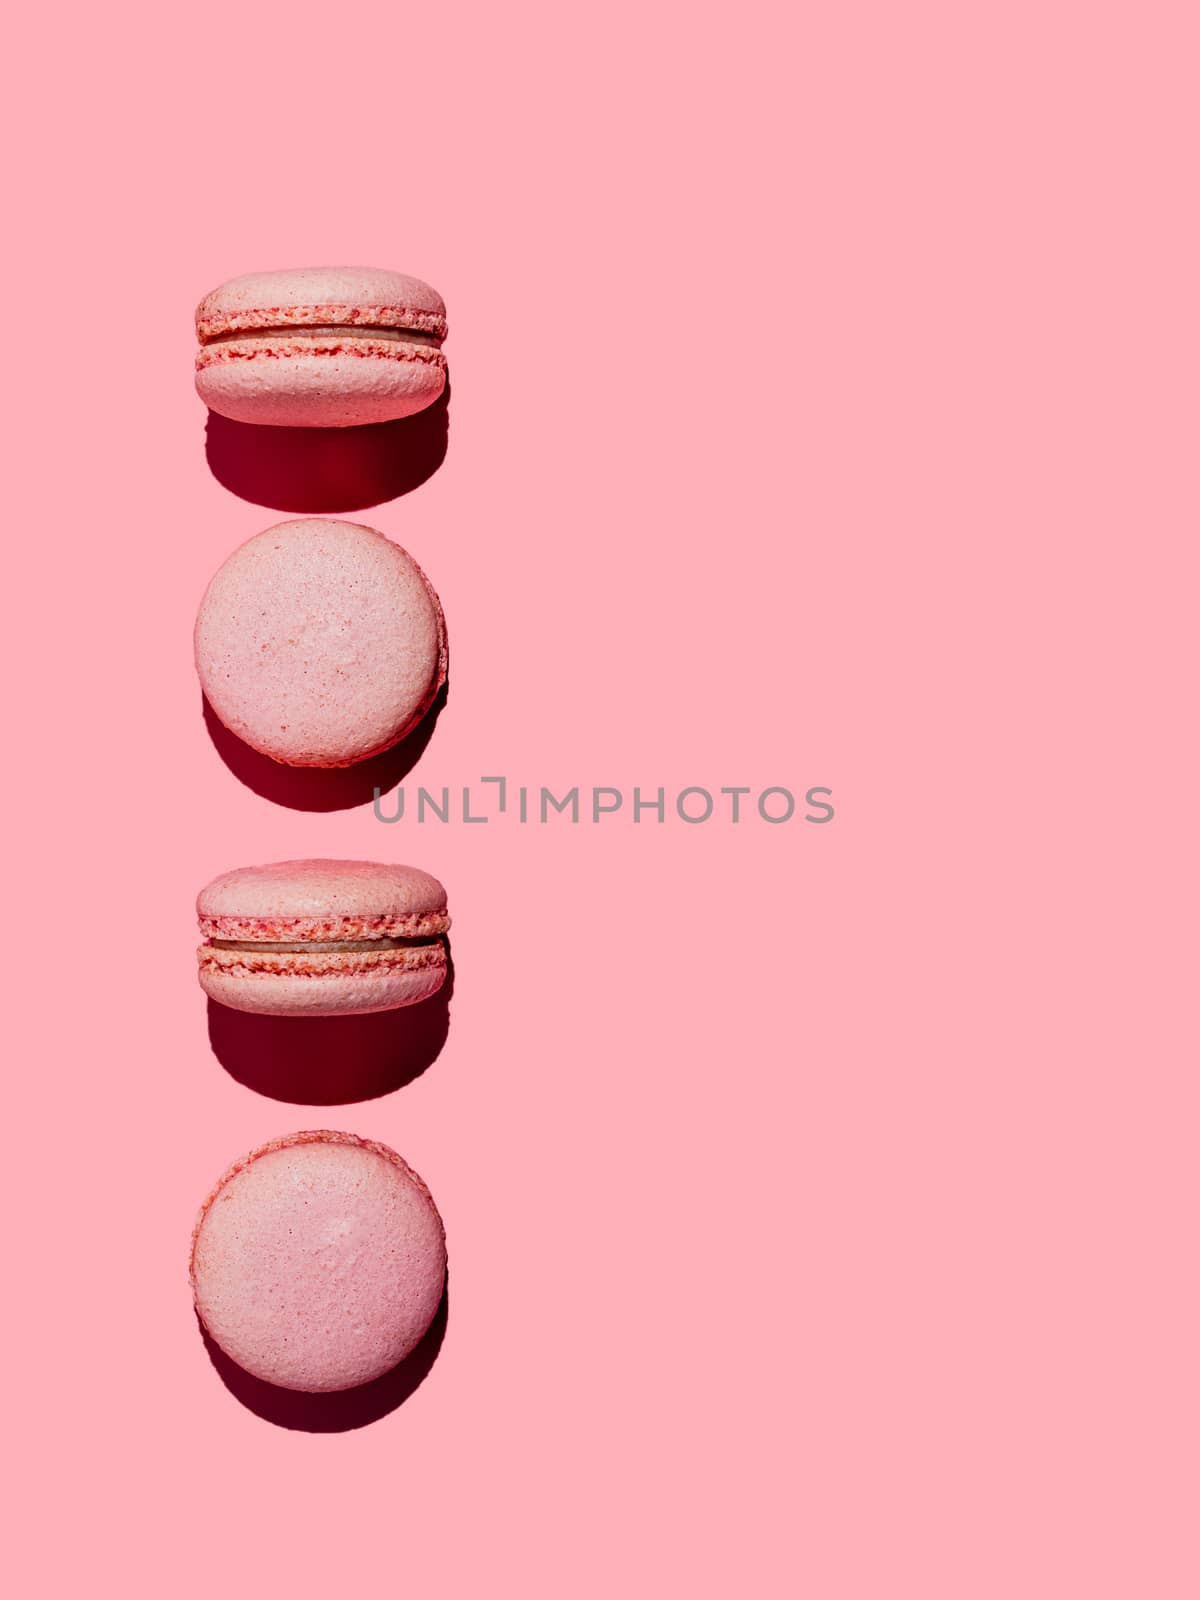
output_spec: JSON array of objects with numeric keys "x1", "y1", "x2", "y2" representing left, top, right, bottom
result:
[
  {"x1": 202, "y1": 324, "x2": 443, "y2": 348},
  {"x1": 209, "y1": 936, "x2": 443, "y2": 953},
  {"x1": 198, "y1": 940, "x2": 447, "y2": 978}
]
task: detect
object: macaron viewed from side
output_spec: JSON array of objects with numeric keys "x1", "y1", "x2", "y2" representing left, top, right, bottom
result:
[
  {"x1": 198, "y1": 859, "x2": 450, "y2": 1018},
  {"x1": 195, "y1": 266, "x2": 447, "y2": 428},
  {"x1": 192, "y1": 1130, "x2": 447, "y2": 1394},
  {"x1": 196, "y1": 518, "x2": 446, "y2": 769}
]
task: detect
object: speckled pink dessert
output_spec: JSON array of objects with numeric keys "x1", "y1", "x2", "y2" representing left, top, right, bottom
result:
[
  {"x1": 195, "y1": 518, "x2": 447, "y2": 768},
  {"x1": 191, "y1": 1130, "x2": 447, "y2": 1393},
  {"x1": 198, "y1": 859, "x2": 450, "y2": 1018},
  {"x1": 195, "y1": 266, "x2": 447, "y2": 427}
]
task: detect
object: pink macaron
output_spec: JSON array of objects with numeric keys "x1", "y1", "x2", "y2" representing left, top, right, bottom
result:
[
  {"x1": 197, "y1": 859, "x2": 450, "y2": 1018},
  {"x1": 196, "y1": 518, "x2": 447, "y2": 769},
  {"x1": 191, "y1": 1130, "x2": 447, "y2": 1393},
  {"x1": 195, "y1": 266, "x2": 447, "y2": 428}
]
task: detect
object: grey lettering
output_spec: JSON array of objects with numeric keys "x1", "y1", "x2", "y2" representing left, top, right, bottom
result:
[{"x1": 676, "y1": 786, "x2": 714, "y2": 823}]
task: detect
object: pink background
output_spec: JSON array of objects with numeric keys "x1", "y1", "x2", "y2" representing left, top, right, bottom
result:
[{"x1": 7, "y1": 3, "x2": 1195, "y2": 1595}]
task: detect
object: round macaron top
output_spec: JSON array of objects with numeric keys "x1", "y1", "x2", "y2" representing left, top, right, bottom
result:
[
  {"x1": 195, "y1": 518, "x2": 447, "y2": 768},
  {"x1": 196, "y1": 266, "x2": 447, "y2": 343},
  {"x1": 198, "y1": 858, "x2": 449, "y2": 941},
  {"x1": 191, "y1": 1130, "x2": 446, "y2": 1393}
]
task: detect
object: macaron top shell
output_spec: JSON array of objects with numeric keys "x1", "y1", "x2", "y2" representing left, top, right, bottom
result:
[
  {"x1": 191, "y1": 1130, "x2": 447, "y2": 1393},
  {"x1": 195, "y1": 518, "x2": 447, "y2": 768},
  {"x1": 198, "y1": 858, "x2": 450, "y2": 941},
  {"x1": 196, "y1": 266, "x2": 447, "y2": 342}
]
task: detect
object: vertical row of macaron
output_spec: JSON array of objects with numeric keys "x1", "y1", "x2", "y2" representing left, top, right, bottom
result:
[{"x1": 189, "y1": 267, "x2": 457, "y2": 1399}]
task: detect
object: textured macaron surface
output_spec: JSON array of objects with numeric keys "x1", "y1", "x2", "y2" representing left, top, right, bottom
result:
[
  {"x1": 196, "y1": 266, "x2": 447, "y2": 341},
  {"x1": 198, "y1": 859, "x2": 449, "y2": 939},
  {"x1": 196, "y1": 859, "x2": 451, "y2": 1017},
  {"x1": 194, "y1": 268, "x2": 448, "y2": 426},
  {"x1": 191, "y1": 1131, "x2": 446, "y2": 1393},
  {"x1": 195, "y1": 347, "x2": 446, "y2": 428},
  {"x1": 195, "y1": 519, "x2": 446, "y2": 767}
]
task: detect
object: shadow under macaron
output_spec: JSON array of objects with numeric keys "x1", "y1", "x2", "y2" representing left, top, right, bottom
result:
[
  {"x1": 203, "y1": 377, "x2": 450, "y2": 514},
  {"x1": 201, "y1": 679, "x2": 447, "y2": 813},
  {"x1": 198, "y1": 1279, "x2": 449, "y2": 1433},
  {"x1": 207, "y1": 943, "x2": 453, "y2": 1106}
]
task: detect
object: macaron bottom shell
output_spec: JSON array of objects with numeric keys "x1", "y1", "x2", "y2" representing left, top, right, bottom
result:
[
  {"x1": 198, "y1": 941, "x2": 448, "y2": 1017},
  {"x1": 196, "y1": 346, "x2": 447, "y2": 428}
]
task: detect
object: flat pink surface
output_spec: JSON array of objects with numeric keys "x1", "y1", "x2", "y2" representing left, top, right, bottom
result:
[{"x1": 6, "y1": 4, "x2": 1195, "y2": 1597}]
